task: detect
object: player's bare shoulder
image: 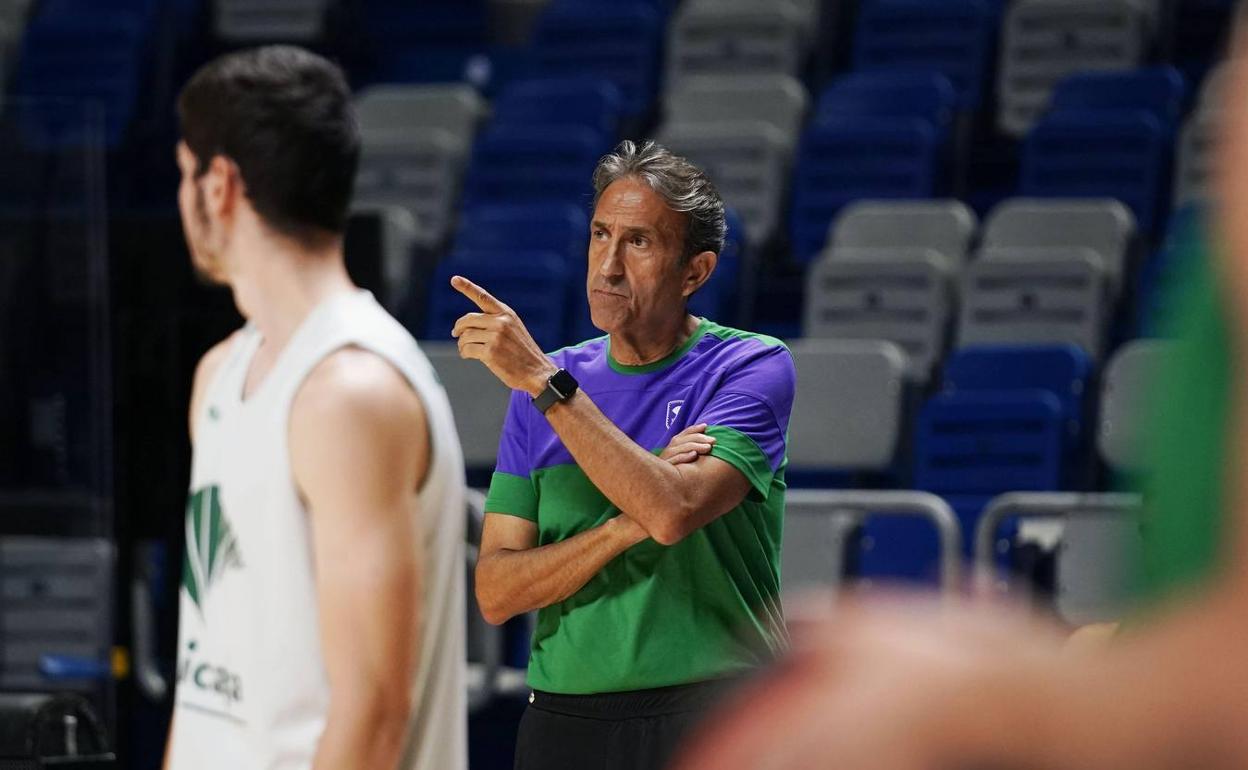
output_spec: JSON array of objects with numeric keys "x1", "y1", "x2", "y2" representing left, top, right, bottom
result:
[
  {"x1": 293, "y1": 346, "x2": 425, "y2": 426},
  {"x1": 189, "y1": 330, "x2": 245, "y2": 442},
  {"x1": 289, "y1": 346, "x2": 431, "y2": 490}
]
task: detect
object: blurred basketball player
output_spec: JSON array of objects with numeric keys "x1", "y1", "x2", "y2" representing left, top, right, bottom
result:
[{"x1": 162, "y1": 46, "x2": 466, "y2": 770}]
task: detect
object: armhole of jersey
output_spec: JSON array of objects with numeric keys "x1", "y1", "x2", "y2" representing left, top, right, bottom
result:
[
  {"x1": 289, "y1": 340, "x2": 440, "y2": 496},
  {"x1": 192, "y1": 330, "x2": 251, "y2": 442}
]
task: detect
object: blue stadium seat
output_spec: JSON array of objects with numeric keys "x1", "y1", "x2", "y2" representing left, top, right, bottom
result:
[
  {"x1": 460, "y1": 125, "x2": 609, "y2": 209},
  {"x1": 858, "y1": 389, "x2": 1066, "y2": 581},
  {"x1": 1048, "y1": 66, "x2": 1187, "y2": 131},
  {"x1": 813, "y1": 70, "x2": 958, "y2": 127},
  {"x1": 1022, "y1": 111, "x2": 1171, "y2": 235},
  {"x1": 531, "y1": 1, "x2": 663, "y2": 118},
  {"x1": 942, "y1": 344, "x2": 1094, "y2": 488},
  {"x1": 454, "y1": 203, "x2": 589, "y2": 262},
  {"x1": 426, "y1": 250, "x2": 572, "y2": 351},
  {"x1": 861, "y1": 343, "x2": 1087, "y2": 581},
  {"x1": 553, "y1": 0, "x2": 676, "y2": 15},
  {"x1": 360, "y1": 0, "x2": 490, "y2": 84},
  {"x1": 790, "y1": 72, "x2": 956, "y2": 263},
  {"x1": 917, "y1": 391, "x2": 1065, "y2": 499},
  {"x1": 12, "y1": 1, "x2": 155, "y2": 148},
  {"x1": 491, "y1": 77, "x2": 624, "y2": 147},
  {"x1": 1021, "y1": 67, "x2": 1186, "y2": 235},
  {"x1": 852, "y1": 0, "x2": 1002, "y2": 109}
]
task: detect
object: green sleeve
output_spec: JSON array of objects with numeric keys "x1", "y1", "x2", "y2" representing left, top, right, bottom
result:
[
  {"x1": 705, "y1": 425, "x2": 776, "y2": 502},
  {"x1": 484, "y1": 471, "x2": 538, "y2": 522}
]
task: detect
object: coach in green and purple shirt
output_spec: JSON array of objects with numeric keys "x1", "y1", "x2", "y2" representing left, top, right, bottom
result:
[{"x1": 449, "y1": 140, "x2": 796, "y2": 770}]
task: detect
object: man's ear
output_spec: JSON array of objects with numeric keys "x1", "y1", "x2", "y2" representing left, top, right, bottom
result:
[
  {"x1": 682, "y1": 250, "x2": 718, "y2": 298},
  {"x1": 204, "y1": 154, "x2": 243, "y2": 221}
]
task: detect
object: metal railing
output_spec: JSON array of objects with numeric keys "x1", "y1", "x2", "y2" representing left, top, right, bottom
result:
[{"x1": 786, "y1": 489, "x2": 964, "y2": 593}]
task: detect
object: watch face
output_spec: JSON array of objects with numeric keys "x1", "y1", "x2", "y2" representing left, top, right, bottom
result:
[{"x1": 550, "y1": 369, "x2": 578, "y2": 399}]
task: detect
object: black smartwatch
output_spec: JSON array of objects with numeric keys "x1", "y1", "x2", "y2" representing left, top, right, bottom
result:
[{"x1": 531, "y1": 369, "x2": 579, "y2": 415}]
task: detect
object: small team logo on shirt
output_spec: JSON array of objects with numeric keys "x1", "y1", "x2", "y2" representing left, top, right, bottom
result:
[{"x1": 666, "y1": 400, "x2": 685, "y2": 429}]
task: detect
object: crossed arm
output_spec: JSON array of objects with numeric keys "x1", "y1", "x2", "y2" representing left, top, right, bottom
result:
[{"x1": 476, "y1": 426, "x2": 724, "y2": 626}]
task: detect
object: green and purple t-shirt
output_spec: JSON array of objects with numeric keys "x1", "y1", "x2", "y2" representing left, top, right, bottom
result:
[{"x1": 484, "y1": 318, "x2": 795, "y2": 694}]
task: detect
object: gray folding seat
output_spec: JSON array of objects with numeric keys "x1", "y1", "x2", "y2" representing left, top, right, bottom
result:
[
  {"x1": 355, "y1": 85, "x2": 486, "y2": 143},
  {"x1": 982, "y1": 198, "x2": 1136, "y2": 298},
  {"x1": 781, "y1": 499, "x2": 862, "y2": 595},
  {"x1": 830, "y1": 200, "x2": 977, "y2": 269},
  {"x1": 663, "y1": 74, "x2": 808, "y2": 140},
  {"x1": 804, "y1": 252, "x2": 952, "y2": 383},
  {"x1": 667, "y1": 0, "x2": 808, "y2": 89},
  {"x1": 783, "y1": 339, "x2": 902, "y2": 593},
  {"x1": 958, "y1": 247, "x2": 1111, "y2": 359},
  {"x1": 787, "y1": 339, "x2": 908, "y2": 469},
  {"x1": 0, "y1": 538, "x2": 114, "y2": 693},
  {"x1": 657, "y1": 123, "x2": 789, "y2": 248},
  {"x1": 353, "y1": 85, "x2": 488, "y2": 247},
  {"x1": 1097, "y1": 339, "x2": 1168, "y2": 472},
  {"x1": 659, "y1": 74, "x2": 807, "y2": 246},
  {"x1": 345, "y1": 206, "x2": 421, "y2": 310},
  {"x1": 804, "y1": 201, "x2": 976, "y2": 382},
  {"x1": 422, "y1": 343, "x2": 512, "y2": 470},
  {"x1": 784, "y1": 0, "x2": 821, "y2": 28},
  {"x1": 214, "y1": 0, "x2": 330, "y2": 43},
  {"x1": 997, "y1": 0, "x2": 1152, "y2": 137}
]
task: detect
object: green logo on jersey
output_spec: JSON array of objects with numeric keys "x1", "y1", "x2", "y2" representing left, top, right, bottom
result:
[{"x1": 182, "y1": 486, "x2": 244, "y2": 615}]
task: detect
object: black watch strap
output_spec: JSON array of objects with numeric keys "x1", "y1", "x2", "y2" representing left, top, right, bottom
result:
[{"x1": 532, "y1": 369, "x2": 579, "y2": 415}]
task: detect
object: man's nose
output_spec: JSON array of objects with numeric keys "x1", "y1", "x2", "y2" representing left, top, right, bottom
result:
[{"x1": 597, "y1": 241, "x2": 625, "y2": 278}]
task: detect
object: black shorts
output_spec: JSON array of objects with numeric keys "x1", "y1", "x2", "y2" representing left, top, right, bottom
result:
[{"x1": 513, "y1": 679, "x2": 737, "y2": 770}]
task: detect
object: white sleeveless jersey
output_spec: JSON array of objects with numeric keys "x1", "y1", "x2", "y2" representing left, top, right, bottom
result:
[{"x1": 167, "y1": 290, "x2": 467, "y2": 770}]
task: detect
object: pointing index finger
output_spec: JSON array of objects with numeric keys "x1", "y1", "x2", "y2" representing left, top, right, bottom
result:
[{"x1": 451, "y1": 275, "x2": 506, "y2": 314}]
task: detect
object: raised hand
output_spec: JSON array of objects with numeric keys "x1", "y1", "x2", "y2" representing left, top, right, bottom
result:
[
  {"x1": 449, "y1": 275, "x2": 557, "y2": 396},
  {"x1": 659, "y1": 423, "x2": 716, "y2": 465}
]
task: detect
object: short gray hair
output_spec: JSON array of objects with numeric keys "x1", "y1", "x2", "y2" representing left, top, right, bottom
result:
[{"x1": 591, "y1": 140, "x2": 727, "y2": 263}]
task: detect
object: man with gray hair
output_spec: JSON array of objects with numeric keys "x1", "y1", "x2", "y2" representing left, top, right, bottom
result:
[{"x1": 449, "y1": 140, "x2": 796, "y2": 769}]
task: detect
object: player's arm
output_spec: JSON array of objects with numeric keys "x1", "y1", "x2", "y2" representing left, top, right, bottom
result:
[
  {"x1": 476, "y1": 425, "x2": 717, "y2": 625},
  {"x1": 290, "y1": 349, "x2": 428, "y2": 770},
  {"x1": 451, "y1": 276, "x2": 753, "y2": 545}
]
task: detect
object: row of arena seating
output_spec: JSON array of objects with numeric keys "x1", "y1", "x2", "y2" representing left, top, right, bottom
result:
[
  {"x1": 0, "y1": 0, "x2": 1235, "y2": 169},
  {"x1": 356, "y1": 61, "x2": 1213, "y2": 351}
]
